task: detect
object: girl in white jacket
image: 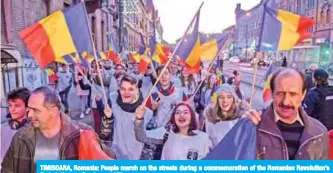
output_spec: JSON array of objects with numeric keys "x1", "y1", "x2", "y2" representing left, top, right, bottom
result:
[
  {"x1": 203, "y1": 84, "x2": 250, "y2": 148},
  {"x1": 134, "y1": 102, "x2": 211, "y2": 160}
]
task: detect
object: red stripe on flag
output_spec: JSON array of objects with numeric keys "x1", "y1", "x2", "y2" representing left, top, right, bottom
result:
[
  {"x1": 19, "y1": 23, "x2": 56, "y2": 68},
  {"x1": 296, "y1": 16, "x2": 314, "y2": 44},
  {"x1": 139, "y1": 57, "x2": 150, "y2": 74},
  {"x1": 158, "y1": 54, "x2": 168, "y2": 65},
  {"x1": 108, "y1": 51, "x2": 121, "y2": 64},
  {"x1": 262, "y1": 88, "x2": 272, "y2": 103},
  {"x1": 49, "y1": 74, "x2": 58, "y2": 82}
]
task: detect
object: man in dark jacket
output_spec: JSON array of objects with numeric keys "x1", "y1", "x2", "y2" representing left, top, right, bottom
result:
[
  {"x1": 303, "y1": 68, "x2": 333, "y2": 131},
  {"x1": 246, "y1": 68, "x2": 328, "y2": 160},
  {"x1": 305, "y1": 63, "x2": 319, "y2": 93},
  {"x1": 1, "y1": 86, "x2": 116, "y2": 173}
]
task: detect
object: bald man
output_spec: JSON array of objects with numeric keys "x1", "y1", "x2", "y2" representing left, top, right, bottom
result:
[{"x1": 246, "y1": 68, "x2": 328, "y2": 160}]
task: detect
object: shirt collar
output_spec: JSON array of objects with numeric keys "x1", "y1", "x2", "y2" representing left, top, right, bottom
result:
[{"x1": 273, "y1": 108, "x2": 304, "y2": 126}]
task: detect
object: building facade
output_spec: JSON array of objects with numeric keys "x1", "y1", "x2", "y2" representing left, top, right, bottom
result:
[
  {"x1": 234, "y1": 0, "x2": 277, "y2": 61},
  {"x1": 0, "y1": 0, "x2": 121, "y2": 95},
  {"x1": 222, "y1": 25, "x2": 236, "y2": 58}
]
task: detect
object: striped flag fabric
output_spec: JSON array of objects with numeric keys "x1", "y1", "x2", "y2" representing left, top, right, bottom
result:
[
  {"x1": 139, "y1": 56, "x2": 150, "y2": 75},
  {"x1": 200, "y1": 33, "x2": 229, "y2": 61},
  {"x1": 108, "y1": 34, "x2": 121, "y2": 64},
  {"x1": 259, "y1": 3, "x2": 314, "y2": 52},
  {"x1": 175, "y1": 9, "x2": 201, "y2": 68},
  {"x1": 262, "y1": 64, "x2": 276, "y2": 103},
  {"x1": 19, "y1": 3, "x2": 93, "y2": 68}
]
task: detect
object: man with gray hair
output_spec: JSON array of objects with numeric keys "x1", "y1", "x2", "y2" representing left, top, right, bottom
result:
[{"x1": 2, "y1": 86, "x2": 116, "y2": 173}]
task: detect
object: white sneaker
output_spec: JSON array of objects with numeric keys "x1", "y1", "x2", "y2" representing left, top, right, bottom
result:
[
  {"x1": 84, "y1": 107, "x2": 91, "y2": 114},
  {"x1": 80, "y1": 113, "x2": 85, "y2": 119}
]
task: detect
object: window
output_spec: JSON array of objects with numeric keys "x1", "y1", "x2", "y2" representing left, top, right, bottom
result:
[
  {"x1": 327, "y1": 9, "x2": 331, "y2": 23},
  {"x1": 102, "y1": 20, "x2": 105, "y2": 51},
  {"x1": 296, "y1": 0, "x2": 301, "y2": 14},
  {"x1": 64, "y1": 2, "x2": 70, "y2": 8},
  {"x1": 320, "y1": 10, "x2": 325, "y2": 24},
  {"x1": 92, "y1": 16, "x2": 96, "y2": 46},
  {"x1": 308, "y1": 17, "x2": 314, "y2": 32},
  {"x1": 308, "y1": 0, "x2": 315, "y2": 8}
]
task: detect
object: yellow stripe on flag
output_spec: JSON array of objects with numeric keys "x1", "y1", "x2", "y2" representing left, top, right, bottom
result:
[
  {"x1": 45, "y1": 69, "x2": 55, "y2": 76},
  {"x1": 99, "y1": 52, "x2": 108, "y2": 60},
  {"x1": 277, "y1": 10, "x2": 300, "y2": 50},
  {"x1": 200, "y1": 39, "x2": 218, "y2": 61},
  {"x1": 186, "y1": 38, "x2": 201, "y2": 67},
  {"x1": 39, "y1": 11, "x2": 77, "y2": 58}
]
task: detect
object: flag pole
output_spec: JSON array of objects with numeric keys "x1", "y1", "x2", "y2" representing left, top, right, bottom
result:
[
  {"x1": 249, "y1": 1, "x2": 267, "y2": 108},
  {"x1": 143, "y1": 2, "x2": 204, "y2": 105},
  {"x1": 81, "y1": 0, "x2": 108, "y2": 103}
]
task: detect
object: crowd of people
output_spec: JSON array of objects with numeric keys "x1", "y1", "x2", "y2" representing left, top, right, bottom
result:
[{"x1": 1, "y1": 58, "x2": 333, "y2": 172}]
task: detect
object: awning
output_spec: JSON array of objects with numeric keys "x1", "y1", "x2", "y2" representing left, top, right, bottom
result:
[{"x1": 1, "y1": 44, "x2": 22, "y2": 67}]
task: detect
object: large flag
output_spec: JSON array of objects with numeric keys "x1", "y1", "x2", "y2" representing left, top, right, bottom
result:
[
  {"x1": 200, "y1": 33, "x2": 229, "y2": 61},
  {"x1": 203, "y1": 118, "x2": 257, "y2": 160},
  {"x1": 139, "y1": 33, "x2": 148, "y2": 55},
  {"x1": 259, "y1": 3, "x2": 314, "y2": 51},
  {"x1": 175, "y1": 10, "x2": 201, "y2": 68},
  {"x1": 19, "y1": 3, "x2": 93, "y2": 68},
  {"x1": 262, "y1": 64, "x2": 276, "y2": 103}
]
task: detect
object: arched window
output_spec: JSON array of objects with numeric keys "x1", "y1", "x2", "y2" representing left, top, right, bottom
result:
[
  {"x1": 327, "y1": 8, "x2": 331, "y2": 23},
  {"x1": 320, "y1": 10, "x2": 325, "y2": 24}
]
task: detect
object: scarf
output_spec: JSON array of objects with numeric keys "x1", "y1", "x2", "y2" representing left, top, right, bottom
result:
[
  {"x1": 8, "y1": 119, "x2": 28, "y2": 130},
  {"x1": 156, "y1": 82, "x2": 175, "y2": 96},
  {"x1": 116, "y1": 91, "x2": 143, "y2": 113}
]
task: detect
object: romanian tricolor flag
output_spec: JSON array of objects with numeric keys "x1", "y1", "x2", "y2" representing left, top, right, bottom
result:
[
  {"x1": 259, "y1": 3, "x2": 314, "y2": 51},
  {"x1": 45, "y1": 69, "x2": 58, "y2": 82},
  {"x1": 97, "y1": 51, "x2": 108, "y2": 60},
  {"x1": 81, "y1": 51, "x2": 94, "y2": 65},
  {"x1": 19, "y1": 3, "x2": 93, "y2": 68},
  {"x1": 108, "y1": 34, "x2": 121, "y2": 64},
  {"x1": 152, "y1": 43, "x2": 169, "y2": 65},
  {"x1": 175, "y1": 10, "x2": 201, "y2": 68},
  {"x1": 129, "y1": 52, "x2": 141, "y2": 63},
  {"x1": 262, "y1": 64, "x2": 276, "y2": 103},
  {"x1": 200, "y1": 33, "x2": 229, "y2": 61},
  {"x1": 139, "y1": 56, "x2": 150, "y2": 75}
]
